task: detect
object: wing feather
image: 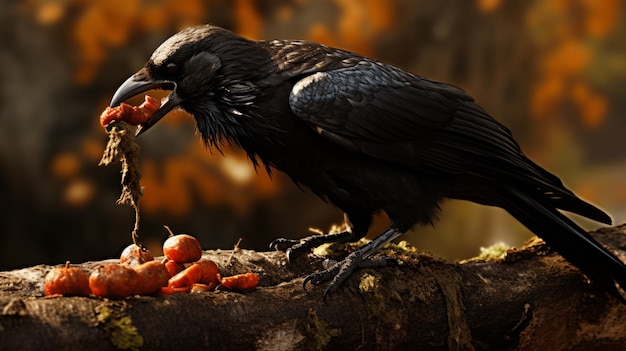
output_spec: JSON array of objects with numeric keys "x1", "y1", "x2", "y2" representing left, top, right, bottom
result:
[{"x1": 287, "y1": 60, "x2": 610, "y2": 224}]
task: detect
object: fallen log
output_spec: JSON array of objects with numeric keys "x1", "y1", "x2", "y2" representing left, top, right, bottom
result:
[{"x1": 1, "y1": 225, "x2": 626, "y2": 351}]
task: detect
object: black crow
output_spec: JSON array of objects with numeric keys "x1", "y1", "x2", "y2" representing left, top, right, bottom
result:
[{"x1": 109, "y1": 25, "x2": 626, "y2": 300}]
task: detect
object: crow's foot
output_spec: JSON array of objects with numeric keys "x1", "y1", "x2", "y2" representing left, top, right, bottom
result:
[
  {"x1": 269, "y1": 231, "x2": 353, "y2": 262},
  {"x1": 273, "y1": 226, "x2": 404, "y2": 299},
  {"x1": 303, "y1": 253, "x2": 397, "y2": 300}
]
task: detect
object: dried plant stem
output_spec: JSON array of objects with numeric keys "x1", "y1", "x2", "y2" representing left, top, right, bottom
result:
[{"x1": 99, "y1": 121, "x2": 143, "y2": 244}]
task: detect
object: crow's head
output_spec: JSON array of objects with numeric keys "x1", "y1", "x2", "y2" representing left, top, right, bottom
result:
[{"x1": 110, "y1": 25, "x2": 269, "y2": 137}]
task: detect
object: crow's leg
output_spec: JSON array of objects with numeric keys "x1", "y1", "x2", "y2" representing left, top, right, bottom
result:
[
  {"x1": 269, "y1": 230, "x2": 355, "y2": 262},
  {"x1": 303, "y1": 226, "x2": 403, "y2": 299}
]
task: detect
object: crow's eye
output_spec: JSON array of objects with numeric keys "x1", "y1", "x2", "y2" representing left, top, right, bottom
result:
[{"x1": 166, "y1": 62, "x2": 178, "y2": 75}]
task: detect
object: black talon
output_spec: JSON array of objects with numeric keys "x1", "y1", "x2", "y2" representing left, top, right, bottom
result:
[
  {"x1": 269, "y1": 238, "x2": 299, "y2": 251},
  {"x1": 302, "y1": 275, "x2": 313, "y2": 290},
  {"x1": 285, "y1": 248, "x2": 295, "y2": 263},
  {"x1": 323, "y1": 285, "x2": 336, "y2": 302},
  {"x1": 268, "y1": 241, "x2": 277, "y2": 251}
]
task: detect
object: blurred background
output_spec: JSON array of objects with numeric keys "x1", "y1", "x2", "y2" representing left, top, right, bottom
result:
[{"x1": 2, "y1": 0, "x2": 626, "y2": 270}]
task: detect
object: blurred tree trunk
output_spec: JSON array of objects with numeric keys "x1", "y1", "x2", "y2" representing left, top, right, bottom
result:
[{"x1": 1, "y1": 226, "x2": 626, "y2": 351}]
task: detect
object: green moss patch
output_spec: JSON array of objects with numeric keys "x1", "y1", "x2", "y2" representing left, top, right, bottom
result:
[{"x1": 95, "y1": 303, "x2": 144, "y2": 351}]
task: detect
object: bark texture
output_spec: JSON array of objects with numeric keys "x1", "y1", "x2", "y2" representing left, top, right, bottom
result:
[{"x1": 1, "y1": 226, "x2": 626, "y2": 351}]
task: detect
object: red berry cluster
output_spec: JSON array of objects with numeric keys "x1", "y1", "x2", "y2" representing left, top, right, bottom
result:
[{"x1": 44, "y1": 233, "x2": 259, "y2": 298}]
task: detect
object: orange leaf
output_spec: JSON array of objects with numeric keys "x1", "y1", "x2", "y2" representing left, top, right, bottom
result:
[
  {"x1": 531, "y1": 76, "x2": 565, "y2": 119},
  {"x1": 234, "y1": 0, "x2": 263, "y2": 39},
  {"x1": 571, "y1": 82, "x2": 607, "y2": 129}
]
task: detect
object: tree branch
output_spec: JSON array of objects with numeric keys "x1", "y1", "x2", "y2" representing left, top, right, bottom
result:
[{"x1": 1, "y1": 226, "x2": 626, "y2": 351}]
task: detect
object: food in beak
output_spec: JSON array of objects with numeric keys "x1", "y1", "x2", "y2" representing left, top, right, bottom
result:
[{"x1": 99, "y1": 95, "x2": 161, "y2": 127}]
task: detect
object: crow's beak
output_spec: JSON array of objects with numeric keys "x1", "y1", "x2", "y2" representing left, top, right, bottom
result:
[{"x1": 109, "y1": 67, "x2": 181, "y2": 136}]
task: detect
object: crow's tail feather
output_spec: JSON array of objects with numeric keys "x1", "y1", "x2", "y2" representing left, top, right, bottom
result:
[{"x1": 501, "y1": 186, "x2": 626, "y2": 302}]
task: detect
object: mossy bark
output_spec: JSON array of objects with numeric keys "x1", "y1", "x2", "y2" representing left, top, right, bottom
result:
[{"x1": 1, "y1": 226, "x2": 626, "y2": 350}]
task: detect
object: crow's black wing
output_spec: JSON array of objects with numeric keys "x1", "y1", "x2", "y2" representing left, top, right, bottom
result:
[
  {"x1": 288, "y1": 60, "x2": 610, "y2": 224},
  {"x1": 288, "y1": 60, "x2": 626, "y2": 300},
  {"x1": 289, "y1": 60, "x2": 528, "y2": 177}
]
